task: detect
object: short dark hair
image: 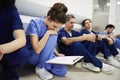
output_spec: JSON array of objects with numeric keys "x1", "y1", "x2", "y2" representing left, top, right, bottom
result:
[
  {"x1": 105, "y1": 24, "x2": 115, "y2": 30},
  {"x1": 82, "y1": 19, "x2": 91, "y2": 27},
  {"x1": 66, "y1": 14, "x2": 75, "y2": 22}
]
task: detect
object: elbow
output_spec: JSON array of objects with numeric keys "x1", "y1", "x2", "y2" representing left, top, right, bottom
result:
[
  {"x1": 33, "y1": 48, "x2": 41, "y2": 54},
  {"x1": 21, "y1": 37, "x2": 26, "y2": 47},
  {"x1": 35, "y1": 51, "x2": 40, "y2": 54}
]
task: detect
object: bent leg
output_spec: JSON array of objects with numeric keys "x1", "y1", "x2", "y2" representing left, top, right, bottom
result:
[
  {"x1": 1, "y1": 46, "x2": 31, "y2": 80},
  {"x1": 49, "y1": 64, "x2": 67, "y2": 76},
  {"x1": 115, "y1": 38, "x2": 120, "y2": 48},
  {"x1": 67, "y1": 42, "x2": 102, "y2": 69},
  {"x1": 98, "y1": 40, "x2": 112, "y2": 59},
  {"x1": 37, "y1": 35, "x2": 58, "y2": 70}
]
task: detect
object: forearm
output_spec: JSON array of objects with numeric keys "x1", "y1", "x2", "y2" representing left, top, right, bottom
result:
[
  {"x1": 33, "y1": 33, "x2": 50, "y2": 54},
  {"x1": 54, "y1": 49, "x2": 59, "y2": 56},
  {"x1": 0, "y1": 36, "x2": 26, "y2": 54},
  {"x1": 62, "y1": 35, "x2": 86, "y2": 45}
]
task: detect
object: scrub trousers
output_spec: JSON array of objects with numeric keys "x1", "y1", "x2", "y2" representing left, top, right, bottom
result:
[
  {"x1": 0, "y1": 46, "x2": 31, "y2": 80},
  {"x1": 28, "y1": 35, "x2": 67, "y2": 76}
]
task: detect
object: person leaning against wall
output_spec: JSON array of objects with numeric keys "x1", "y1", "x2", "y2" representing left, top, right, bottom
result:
[
  {"x1": 100, "y1": 24, "x2": 120, "y2": 61},
  {"x1": 81, "y1": 19, "x2": 120, "y2": 69},
  {"x1": 26, "y1": 2, "x2": 68, "y2": 80},
  {"x1": 0, "y1": 0, "x2": 31, "y2": 80},
  {"x1": 57, "y1": 14, "x2": 115, "y2": 74}
]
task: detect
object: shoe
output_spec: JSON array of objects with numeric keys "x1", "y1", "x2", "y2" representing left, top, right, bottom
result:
[
  {"x1": 35, "y1": 66, "x2": 53, "y2": 80},
  {"x1": 102, "y1": 63, "x2": 115, "y2": 74},
  {"x1": 107, "y1": 56, "x2": 120, "y2": 68},
  {"x1": 81, "y1": 62, "x2": 100, "y2": 72},
  {"x1": 114, "y1": 54, "x2": 120, "y2": 62}
]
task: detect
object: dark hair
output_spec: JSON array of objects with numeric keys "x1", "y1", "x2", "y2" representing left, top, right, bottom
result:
[
  {"x1": 47, "y1": 3, "x2": 68, "y2": 24},
  {"x1": 82, "y1": 19, "x2": 91, "y2": 27},
  {"x1": 66, "y1": 14, "x2": 75, "y2": 22},
  {"x1": 105, "y1": 24, "x2": 115, "y2": 30},
  {"x1": 0, "y1": 0, "x2": 16, "y2": 7}
]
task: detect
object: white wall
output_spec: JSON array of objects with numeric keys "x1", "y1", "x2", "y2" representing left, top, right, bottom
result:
[
  {"x1": 109, "y1": 0, "x2": 120, "y2": 34},
  {"x1": 16, "y1": 0, "x2": 93, "y2": 19},
  {"x1": 16, "y1": 0, "x2": 93, "y2": 30}
]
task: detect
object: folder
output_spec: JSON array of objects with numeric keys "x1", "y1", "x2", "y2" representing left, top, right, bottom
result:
[{"x1": 46, "y1": 56, "x2": 83, "y2": 65}]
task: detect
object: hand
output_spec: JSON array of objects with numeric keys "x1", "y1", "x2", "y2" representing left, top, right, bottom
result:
[
  {"x1": 0, "y1": 46, "x2": 4, "y2": 60},
  {"x1": 88, "y1": 33, "x2": 96, "y2": 42},
  {"x1": 106, "y1": 37, "x2": 114, "y2": 45},
  {"x1": 0, "y1": 54, "x2": 3, "y2": 60},
  {"x1": 97, "y1": 34, "x2": 103, "y2": 41},
  {"x1": 84, "y1": 33, "x2": 96, "y2": 42},
  {"x1": 57, "y1": 53, "x2": 65, "y2": 57}
]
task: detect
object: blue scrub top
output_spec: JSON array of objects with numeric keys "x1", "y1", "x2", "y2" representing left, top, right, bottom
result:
[
  {"x1": 0, "y1": 6, "x2": 23, "y2": 44},
  {"x1": 57, "y1": 28, "x2": 81, "y2": 53},
  {"x1": 26, "y1": 18, "x2": 48, "y2": 49}
]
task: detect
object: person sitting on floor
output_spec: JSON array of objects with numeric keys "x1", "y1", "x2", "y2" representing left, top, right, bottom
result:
[
  {"x1": 0, "y1": 0, "x2": 31, "y2": 80},
  {"x1": 80, "y1": 19, "x2": 120, "y2": 68},
  {"x1": 100, "y1": 24, "x2": 120, "y2": 61},
  {"x1": 26, "y1": 3, "x2": 68, "y2": 80},
  {"x1": 57, "y1": 14, "x2": 114, "y2": 74}
]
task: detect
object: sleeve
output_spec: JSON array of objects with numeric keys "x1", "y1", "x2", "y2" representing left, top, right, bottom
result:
[
  {"x1": 58, "y1": 30, "x2": 67, "y2": 40},
  {"x1": 99, "y1": 32, "x2": 106, "y2": 35},
  {"x1": 26, "y1": 19, "x2": 40, "y2": 36},
  {"x1": 10, "y1": 6, "x2": 23, "y2": 30}
]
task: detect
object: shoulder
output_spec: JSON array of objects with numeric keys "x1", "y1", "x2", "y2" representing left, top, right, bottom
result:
[{"x1": 30, "y1": 18, "x2": 43, "y2": 25}]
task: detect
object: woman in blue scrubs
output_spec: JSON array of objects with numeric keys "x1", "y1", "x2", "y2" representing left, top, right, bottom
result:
[{"x1": 26, "y1": 3, "x2": 68, "y2": 80}]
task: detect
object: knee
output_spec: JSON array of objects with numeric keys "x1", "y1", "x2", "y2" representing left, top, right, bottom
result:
[{"x1": 18, "y1": 47, "x2": 32, "y2": 58}]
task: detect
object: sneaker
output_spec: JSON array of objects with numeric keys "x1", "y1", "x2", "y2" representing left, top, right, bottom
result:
[
  {"x1": 102, "y1": 63, "x2": 115, "y2": 74},
  {"x1": 81, "y1": 62, "x2": 100, "y2": 72},
  {"x1": 114, "y1": 54, "x2": 120, "y2": 62},
  {"x1": 107, "y1": 56, "x2": 120, "y2": 68},
  {"x1": 35, "y1": 66, "x2": 53, "y2": 80}
]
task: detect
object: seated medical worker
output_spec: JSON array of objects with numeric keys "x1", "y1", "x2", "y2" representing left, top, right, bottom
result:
[
  {"x1": 57, "y1": 14, "x2": 114, "y2": 74},
  {"x1": 100, "y1": 24, "x2": 120, "y2": 61},
  {"x1": 26, "y1": 3, "x2": 68, "y2": 80},
  {"x1": 81, "y1": 19, "x2": 120, "y2": 68},
  {"x1": 0, "y1": 0, "x2": 31, "y2": 80}
]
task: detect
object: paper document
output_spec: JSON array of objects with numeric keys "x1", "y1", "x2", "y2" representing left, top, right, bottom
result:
[{"x1": 46, "y1": 56, "x2": 83, "y2": 65}]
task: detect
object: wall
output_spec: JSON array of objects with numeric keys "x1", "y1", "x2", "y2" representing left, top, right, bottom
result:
[
  {"x1": 16, "y1": 0, "x2": 93, "y2": 30},
  {"x1": 16, "y1": 0, "x2": 93, "y2": 18},
  {"x1": 26, "y1": 0, "x2": 93, "y2": 19},
  {"x1": 109, "y1": 0, "x2": 120, "y2": 34}
]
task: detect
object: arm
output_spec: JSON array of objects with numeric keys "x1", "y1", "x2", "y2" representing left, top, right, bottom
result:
[
  {"x1": 97, "y1": 34, "x2": 114, "y2": 44},
  {"x1": 54, "y1": 48, "x2": 65, "y2": 57},
  {"x1": 114, "y1": 34, "x2": 120, "y2": 38},
  {"x1": 30, "y1": 30, "x2": 57, "y2": 54},
  {"x1": 61, "y1": 34, "x2": 96, "y2": 45},
  {"x1": 0, "y1": 30, "x2": 26, "y2": 54}
]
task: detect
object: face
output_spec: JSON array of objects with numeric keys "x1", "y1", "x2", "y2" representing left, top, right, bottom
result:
[
  {"x1": 106, "y1": 27, "x2": 114, "y2": 34},
  {"x1": 84, "y1": 20, "x2": 92, "y2": 30},
  {"x1": 48, "y1": 21, "x2": 63, "y2": 30},
  {"x1": 65, "y1": 18, "x2": 75, "y2": 30}
]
